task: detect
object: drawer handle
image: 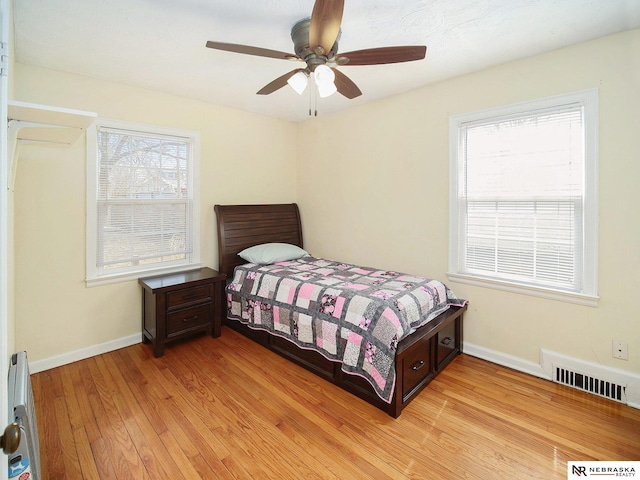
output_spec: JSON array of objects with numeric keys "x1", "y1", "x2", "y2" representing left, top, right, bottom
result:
[
  {"x1": 182, "y1": 293, "x2": 199, "y2": 300},
  {"x1": 441, "y1": 336, "x2": 453, "y2": 346},
  {"x1": 183, "y1": 315, "x2": 199, "y2": 322},
  {"x1": 411, "y1": 360, "x2": 425, "y2": 371}
]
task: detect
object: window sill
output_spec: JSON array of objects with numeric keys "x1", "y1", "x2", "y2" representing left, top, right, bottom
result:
[
  {"x1": 447, "y1": 273, "x2": 599, "y2": 307},
  {"x1": 86, "y1": 263, "x2": 203, "y2": 287}
]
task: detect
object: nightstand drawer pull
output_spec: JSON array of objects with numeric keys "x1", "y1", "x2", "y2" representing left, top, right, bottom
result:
[
  {"x1": 411, "y1": 360, "x2": 425, "y2": 371},
  {"x1": 184, "y1": 315, "x2": 199, "y2": 322}
]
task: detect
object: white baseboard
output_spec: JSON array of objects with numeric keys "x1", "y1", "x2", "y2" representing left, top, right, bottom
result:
[
  {"x1": 28, "y1": 336, "x2": 640, "y2": 410},
  {"x1": 29, "y1": 333, "x2": 141, "y2": 374},
  {"x1": 463, "y1": 342, "x2": 640, "y2": 409},
  {"x1": 463, "y1": 341, "x2": 551, "y2": 380}
]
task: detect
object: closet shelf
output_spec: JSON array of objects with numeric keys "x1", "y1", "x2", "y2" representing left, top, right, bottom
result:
[{"x1": 7, "y1": 100, "x2": 97, "y2": 190}]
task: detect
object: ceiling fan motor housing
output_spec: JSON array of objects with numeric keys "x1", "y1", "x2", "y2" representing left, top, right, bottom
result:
[{"x1": 291, "y1": 18, "x2": 339, "y2": 71}]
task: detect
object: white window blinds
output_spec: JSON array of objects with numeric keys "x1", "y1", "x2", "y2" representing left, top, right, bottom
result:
[
  {"x1": 449, "y1": 90, "x2": 598, "y2": 302},
  {"x1": 96, "y1": 126, "x2": 193, "y2": 273}
]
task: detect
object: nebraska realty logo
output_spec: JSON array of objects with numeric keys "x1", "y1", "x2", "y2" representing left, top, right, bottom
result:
[{"x1": 568, "y1": 462, "x2": 639, "y2": 478}]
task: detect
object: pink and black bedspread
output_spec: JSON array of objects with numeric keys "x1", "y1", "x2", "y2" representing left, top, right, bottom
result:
[{"x1": 226, "y1": 257, "x2": 467, "y2": 403}]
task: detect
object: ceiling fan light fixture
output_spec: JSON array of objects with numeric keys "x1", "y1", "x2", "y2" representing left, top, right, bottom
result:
[
  {"x1": 313, "y1": 64, "x2": 337, "y2": 97},
  {"x1": 287, "y1": 70, "x2": 309, "y2": 94},
  {"x1": 316, "y1": 81, "x2": 337, "y2": 98},
  {"x1": 313, "y1": 64, "x2": 335, "y2": 86}
]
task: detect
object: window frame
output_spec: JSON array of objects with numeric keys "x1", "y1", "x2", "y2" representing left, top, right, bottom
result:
[
  {"x1": 86, "y1": 118, "x2": 201, "y2": 286},
  {"x1": 448, "y1": 89, "x2": 599, "y2": 306}
]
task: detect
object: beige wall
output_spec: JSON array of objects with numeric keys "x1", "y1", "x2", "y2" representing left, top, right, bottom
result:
[
  {"x1": 11, "y1": 29, "x2": 640, "y2": 385},
  {"x1": 12, "y1": 64, "x2": 297, "y2": 361},
  {"x1": 298, "y1": 28, "x2": 640, "y2": 377},
  {"x1": 6, "y1": 9, "x2": 15, "y2": 358}
]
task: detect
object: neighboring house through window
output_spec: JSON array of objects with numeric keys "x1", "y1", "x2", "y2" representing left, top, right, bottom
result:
[
  {"x1": 448, "y1": 89, "x2": 598, "y2": 305},
  {"x1": 86, "y1": 120, "x2": 200, "y2": 285}
]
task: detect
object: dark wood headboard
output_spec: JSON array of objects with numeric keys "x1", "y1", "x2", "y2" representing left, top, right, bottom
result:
[{"x1": 214, "y1": 203, "x2": 303, "y2": 278}]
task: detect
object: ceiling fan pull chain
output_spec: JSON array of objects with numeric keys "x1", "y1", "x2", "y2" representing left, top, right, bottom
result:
[{"x1": 314, "y1": 81, "x2": 318, "y2": 116}]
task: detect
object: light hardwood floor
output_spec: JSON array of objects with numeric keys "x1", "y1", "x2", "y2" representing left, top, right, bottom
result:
[{"x1": 32, "y1": 328, "x2": 640, "y2": 479}]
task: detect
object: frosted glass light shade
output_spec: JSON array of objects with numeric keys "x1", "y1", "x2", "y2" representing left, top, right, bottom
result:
[
  {"x1": 313, "y1": 65, "x2": 337, "y2": 98},
  {"x1": 287, "y1": 71, "x2": 309, "y2": 95},
  {"x1": 317, "y1": 81, "x2": 338, "y2": 98},
  {"x1": 313, "y1": 65, "x2": 335, "y2": 85}
]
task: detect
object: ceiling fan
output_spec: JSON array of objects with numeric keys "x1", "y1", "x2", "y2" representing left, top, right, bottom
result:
[{"x1": 205, "y1": 0, "x2": 427, "y2": 100}]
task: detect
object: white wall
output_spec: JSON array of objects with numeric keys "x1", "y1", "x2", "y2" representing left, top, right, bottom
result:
[
  {"x1": 298, "y1": 29, "x2": 640, "y2": 376},
  {"x1": 12, "y1": 64, "x2": 297, "y2": 362}
]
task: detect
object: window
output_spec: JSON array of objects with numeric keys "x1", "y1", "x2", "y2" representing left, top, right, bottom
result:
[
  {"x1": 86, "y1": 120, "x2": 200, "y2": 285},
  {"x1": 448, "y1": 90, "x2": 598, "y2": 305}
]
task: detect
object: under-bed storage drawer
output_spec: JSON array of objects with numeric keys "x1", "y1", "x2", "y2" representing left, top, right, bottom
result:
[
  {"x1": 401, "y1": 336, "x2": 434, "y2": 398},
  {"x1": 436, "y1": 318, "x2": 459, "y2": 370}
]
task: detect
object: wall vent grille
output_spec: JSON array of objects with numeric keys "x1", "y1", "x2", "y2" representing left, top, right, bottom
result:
[{"x1": 554, "y1": 365, "x2": 627, "y2": 403}]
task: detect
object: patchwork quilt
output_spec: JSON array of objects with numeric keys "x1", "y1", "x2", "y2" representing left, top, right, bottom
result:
[{"x1": 226, "y1": 257, "x2": 467, "y2": 403}]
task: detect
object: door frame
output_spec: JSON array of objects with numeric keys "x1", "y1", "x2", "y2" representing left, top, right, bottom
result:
[{"x1": 0, "y1": 0, "x2": 10, "y2": 475}]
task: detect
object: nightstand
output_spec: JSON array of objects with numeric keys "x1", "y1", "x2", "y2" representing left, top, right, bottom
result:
[{"x1": 139, "y1": 267, "x2": 226, "y2": 357}]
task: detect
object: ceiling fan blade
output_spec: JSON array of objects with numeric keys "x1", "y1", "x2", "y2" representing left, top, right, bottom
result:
[
  {"x1": 206, "y1": 41, "x2": 298, "y2": 60},
  {"x1": 309, "y1": 0, "x2": 344, "y2": 55},
  {"x1": 336, "y1": 46, "x2": 427, "y2": 66},
  {"x1": 257, "y1": 69, "x2": 306, "y2": 95},
  {"x1": 333, "y1": 69, "x2": 362, "y2": 99}
]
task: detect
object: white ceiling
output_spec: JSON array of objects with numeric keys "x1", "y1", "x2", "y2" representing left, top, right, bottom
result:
[{"x1": 12, "y1": 0, "x2": 640, "y2": 122}]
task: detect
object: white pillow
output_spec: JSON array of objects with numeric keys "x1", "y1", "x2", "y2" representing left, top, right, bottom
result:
[{"x1": 238, "y1": 243, "x2": 309, "y2": 264}]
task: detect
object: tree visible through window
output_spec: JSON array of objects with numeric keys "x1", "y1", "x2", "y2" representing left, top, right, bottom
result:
[
  {"x1": 87, "y1": 122, "x2": 200, "y2": 283},
  {"x1": 449, "y1": 90, "x2": 598, "y2": 304}
]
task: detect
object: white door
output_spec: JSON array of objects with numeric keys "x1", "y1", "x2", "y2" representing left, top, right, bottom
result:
[{"x1": 0, "y1": 0, "x2": 10, "y2": 476}]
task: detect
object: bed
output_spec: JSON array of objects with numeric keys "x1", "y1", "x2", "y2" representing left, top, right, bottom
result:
[{"x1": 215, "y1": 203, "x2": 468, "y2": 417}]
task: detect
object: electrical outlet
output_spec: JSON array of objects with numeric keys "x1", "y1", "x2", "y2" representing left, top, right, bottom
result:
[{"x1": 613, "y1": 340, "x2": 628, "y2": 360}]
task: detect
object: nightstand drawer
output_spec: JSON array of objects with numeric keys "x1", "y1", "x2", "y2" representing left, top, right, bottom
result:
[
  {"x1": 402, "y1": 336, "x2": 434, "y2": 397},
  {"x1": 167, "y1": 284, "x2": 212, "y2": 308},
  {"x1": 167, "y1": 303, "x2": 212, "y2": 336}
]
